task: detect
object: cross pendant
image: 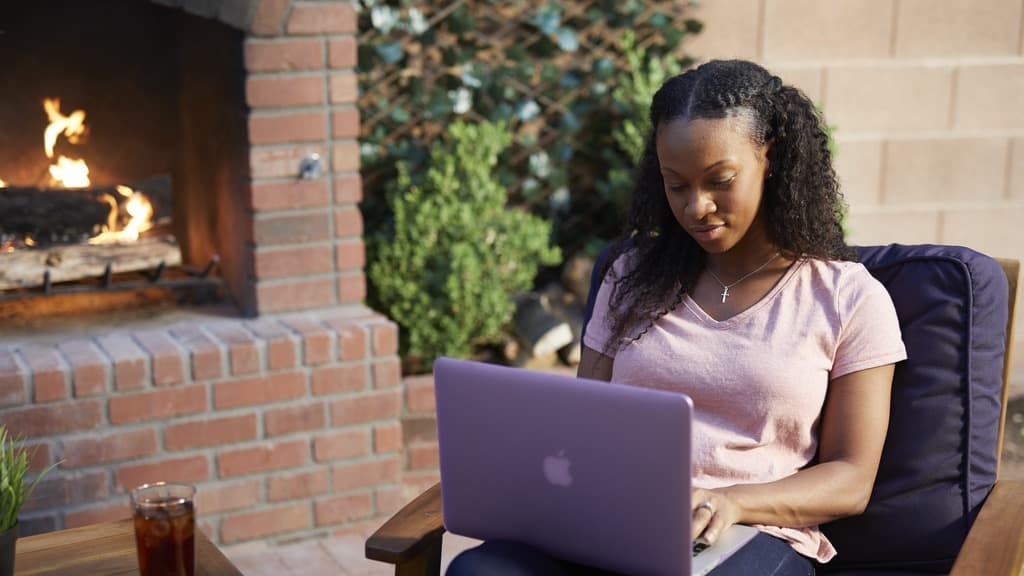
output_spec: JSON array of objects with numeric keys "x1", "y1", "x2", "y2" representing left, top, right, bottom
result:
[{"x1": 720, "y1": 286, "x2": 729, "y2": 303}]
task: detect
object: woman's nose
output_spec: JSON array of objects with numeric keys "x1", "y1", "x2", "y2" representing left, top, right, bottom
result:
[{"x1": 685, "y1": 191, "x2": 717, "y2": 221}]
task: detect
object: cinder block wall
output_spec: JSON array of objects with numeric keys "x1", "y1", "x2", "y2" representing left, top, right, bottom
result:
[{"x1": 687, "y1": 0, "x2": 1024, "y2": 393}]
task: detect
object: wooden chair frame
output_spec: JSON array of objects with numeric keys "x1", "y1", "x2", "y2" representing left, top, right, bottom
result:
[{"x1": 366, "y1": 258, "x2": 1024, "y2": 576}]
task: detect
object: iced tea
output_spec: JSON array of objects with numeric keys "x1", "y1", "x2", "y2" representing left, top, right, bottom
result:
[{"x1": 131, "y1": 483, "x2": 196, "y2": 576}]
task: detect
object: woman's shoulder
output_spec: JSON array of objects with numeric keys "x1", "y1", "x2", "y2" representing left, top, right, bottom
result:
[{"x1": 797, "y1": 257, "x2": 889, "y2": 299}]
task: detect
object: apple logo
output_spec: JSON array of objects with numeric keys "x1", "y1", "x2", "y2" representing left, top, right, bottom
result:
[{"x1": 543, "y1": 449, "x2": 573, "y2": 487}]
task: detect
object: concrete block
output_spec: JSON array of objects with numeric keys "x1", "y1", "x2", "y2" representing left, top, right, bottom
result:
[
  {"x1": 1010, "y1": 139, "x2": 1024, "y2": 201},
  {"x1": 833, "y1": 139, "x2": 883, "y2": 208},
  {"x1": 882, "y1": 138, "x2": 1009, "y2": 204},
  {"x1": 685, "y1": 0, "x2": 762, "y2": 61},
  {"x1": 771, "y1": 65, "x2": 824, "y2": 104},
  {"x1": 954, "y1": 64, "x2": 1024, "y2": 131},
  {"x1": 941, "y1": 206, "x2": 1024, "y2": 260},
  {"x1": 845, "y1": 207, "x2": 941, "y2": 246},
  {"x1": 825, "y1": 64, "x2": 953, "y2": 132},
  {"x1": 894, "y1": 0, "x2": 1022, "y2": 57},
  {"x1": 764, "y1": 0, "x2": 894, "y2": 61}
]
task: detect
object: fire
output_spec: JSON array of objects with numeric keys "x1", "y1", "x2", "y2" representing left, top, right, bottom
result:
[
  {"x1": 0, "y1": 179, "x2": 7, "y2": 187},
  {"x1": 89, "y1": 185, "x2": 154, "y2": 244},
  {"x1": 43, "y1": 98, "x2": 90, "y2": 188}
]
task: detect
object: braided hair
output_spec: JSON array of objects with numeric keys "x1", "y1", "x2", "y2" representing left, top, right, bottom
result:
[{"x1": 600, "y1": 59, "x2": 855, "y2": 353}]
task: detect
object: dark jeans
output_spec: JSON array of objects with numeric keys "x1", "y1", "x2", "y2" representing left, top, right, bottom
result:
[{"x1": 446, "y1": 532, "x2": 815, "y2": 576}]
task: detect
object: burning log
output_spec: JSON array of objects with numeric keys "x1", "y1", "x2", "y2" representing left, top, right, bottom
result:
[
  {"x1": 0, "y1": 236, "x2": 182, "y2": 290},
  {"x1": 0, "y1": 175, "x2": 172, "y2": 246}
]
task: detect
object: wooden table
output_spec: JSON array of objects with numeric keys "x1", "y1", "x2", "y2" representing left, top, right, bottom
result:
[{"x1": 14, "y1": 519, "x2": 243, "y2": 575}]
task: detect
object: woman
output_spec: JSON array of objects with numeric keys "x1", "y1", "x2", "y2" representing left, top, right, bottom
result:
[{"x1": 448, "y1": 59, "x2": 906, "y2": 575}]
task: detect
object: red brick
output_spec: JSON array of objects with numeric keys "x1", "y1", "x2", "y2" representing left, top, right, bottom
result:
[
  {"x1": 332, "y1": 457, "x2": 402, "y2": 492},
  {"x1": 313, "y1": 427, "x2": 370, "y2": 462},
  {"x1": 207, "y1": 324, "x2": 262, "y2": 376},
  {"x1": 218, "y1": 439, "x2": 308, "y2": 478},
  {"x1": 96, "y1": 334, "x2": 147, "y2": 391},
  {"x1": 19, "y1": 346, "x2": 68, "y2": 402},
  {"x1": 214, "y1": 372, "x2": 305, "y2": 409},
  {"x1": 115, "y1": 455, "x2": 210, "y2": 492},
  {"x1": 251, "y1": 0, "x2": 290, "y2": 35},
  {"x1": 369, "y1": 322, "x2": 398, "y2": 356},
  {"x1": 247, "y1": 76, "x2": 324, "y2": 109},
  {"x1": 24, "y1": 471, "x2": 108, "y2": 511},
  {"x1": 0, "y1": 349, "x2": 26, "y2": 407},
  {"x1": 250, "y1": 144, "x2": 326, "y2": 179},
  {"x1": 408, "y1": 442, "x2": 440, "y2": 471},
  {"x1": 64, "y1": 501, "x2": 131, "y2": 528},
  {"x1": 245, "y1": 38, "x2": 324, "y2": 72},
  {"x1": 314, "y1": 492, "x2": 372, "y2": 526},
  {"x1": 335, "y1": 325, "x2": 366, "y2": 361},
  {"x1": 331, "y1": 390, "x2": 401, "y2": 426},
  {"x1": 268, "y1": 468, "x2": 329, "y2": 502},
  {"x1": 253, "y1": 241, "x2": 333, "y2": 278},
  {"x1": 254, "y1": 212, "x2": 331, "y2": 245},
  {"x1": 169, "y1": 326, "x2": 225, "y2": 381},
  {"x1": 25, "y1": 442, "x2": 52, "y2": 473},
  {"x1": 1, "y1": 401, "x2": 102, "y2": 438},
  {"x1": 257, "y1": 278, "x2": 336, "y2": 313},
  {"x1": 335, "y1": 239, "x2": 364, "y2": 271},
  {"x1": 333, "y1": 173, "x2": 362, "y2": 204},
  {"x1": 334, "y1": 204, "x2": 364, "y2": 236},
  {"x1": 373, "y1": 422, "x2": 403, "y2": 454},
  {"x1": 245, "y1": 320, "x2": 301, "y2": 371},
  {"x1": 252, "y1": 179, "x2": 329, "y2": 212},
  {"x1": 58, "y1": 340, "x2": 109, "y2": 397},
  {"x1": 109, "y1": 385, "x2": 207, "y2": 425},
  {"x1": 328, "y1": 72, "x2": 358, "y2": 105},
  {"x1": 375, "y1": 485, "x2": 406, "y2": 516},
  {"x1": 18, "y1": 514, "x2": 58, "y2": 537},
  {"x1": 403, "y1": 470, "x2": 441, "y2": 495},
  {"x1": 221, "y1": 503, "x2": 310, "y2": 543},
  {"x1": 337, "y1": 272, "x2": 366, "y2": 304},
  {"x1": 331, "y1": 141, "x2": 360, "y2": 172},
  {"x1": 281, "y1": 317, "x2": 334, "y2": 365},
  {"x1": 264, "y1": 402, "x2": 326, "y2": 437},
  {"x1": 62, "y1": 428, "x2": 158, "y2": 468},
  {"x1": 287, "y1": 2, "x2": 357, "y2": 35},
  {"x1": 405, "y1": 375, "x2": 435, "y2": 413},
  {"x1": 249, "y1": 111, "x2": 327, "y2": 145},
  {"x1": 133, "y1": 331, "x2": 185, "y2": 387},
  {"x1": 372, "y1": 358, "x2": 401, "y2": 391},
  {"x1": 194, "y1": 479, "x2": 262, "y2": 515},
  {"x1": 311, "y1": 364, "x2": 366, "y2": 396},
  {"x1": 331, "y1": 108, "x2": 359, "y2": 139},
  {"x1": 328, "y1": 37, "x2": 357, "y2": 69},
  {"x1": 165, "y1": 414, "x2": 258, "y2": 451}
]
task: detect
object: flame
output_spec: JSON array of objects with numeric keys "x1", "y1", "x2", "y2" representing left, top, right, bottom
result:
[
  {"x1": 88, "y1": 185, "x2": 154, "y2": 244},
  {"x1": 0, "y1": 178, "x2": 7, "y2": 187},
  {"x1": 42, "y1": 98, "x2": 90, "y2": 188}
]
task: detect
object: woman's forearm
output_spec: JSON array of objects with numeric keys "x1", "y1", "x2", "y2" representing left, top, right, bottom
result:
[{"x1": 720, "y1": 459, "x2": 875, "y2": 528}]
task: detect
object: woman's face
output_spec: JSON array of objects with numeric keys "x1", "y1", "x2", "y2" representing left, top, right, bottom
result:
[{"x1": 655, "y1": 115, "x2": 770, "y2": 255}]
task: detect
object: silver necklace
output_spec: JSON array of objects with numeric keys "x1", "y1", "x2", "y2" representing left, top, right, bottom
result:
[{"x1": 705, "y1": 252, "x2": 781, "y2": 303}]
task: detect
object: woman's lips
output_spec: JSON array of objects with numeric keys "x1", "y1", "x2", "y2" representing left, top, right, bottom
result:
[{"x1": 690, "y1": 224, "x2": 724, "y2": 242}]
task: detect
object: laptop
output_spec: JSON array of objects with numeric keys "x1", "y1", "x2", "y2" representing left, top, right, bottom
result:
[{"x1": 434, "y1": 357, "x2": 759, "y2": 576}]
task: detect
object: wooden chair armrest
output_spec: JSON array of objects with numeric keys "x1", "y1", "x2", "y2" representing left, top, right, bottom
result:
[
  {"x1": 950, "y1": 480, "x2": 1024, "y2": 576},
  {"x1": 366, "y1": 483, "x2": 446, "y2": 576}
]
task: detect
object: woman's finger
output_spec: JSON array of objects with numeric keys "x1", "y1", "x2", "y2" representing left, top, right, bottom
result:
[
  {"x1": 691, "y1": 500, "x2": 714, "y2": 540},
  {"x1": 700, "y1": 505, "x2": 730, "y2": 545}
]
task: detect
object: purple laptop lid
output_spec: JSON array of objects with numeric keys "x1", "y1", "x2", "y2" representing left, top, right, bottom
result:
[{"x1": 434, "y1": 357, "x2": 694, "y2": 576}]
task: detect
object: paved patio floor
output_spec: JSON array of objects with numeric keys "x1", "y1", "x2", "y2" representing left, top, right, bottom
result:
[{"x1": 228, "y1": 530, "x2": 481, "y2": 576}]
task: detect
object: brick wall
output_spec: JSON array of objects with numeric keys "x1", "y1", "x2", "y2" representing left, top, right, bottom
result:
[
  {"x1": 0, "y1": 310, "x2": 406, "y2": 548},
  {"x1": 686, "y1": 0, "x2": 1024, "y2": 394}
]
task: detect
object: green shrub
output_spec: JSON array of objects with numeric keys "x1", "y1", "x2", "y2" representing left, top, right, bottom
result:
[
  {"x1": 1, "y1": 425, "x2": 59, "y2": 530},
  {"x1": 368, "y1": 121, "x2": 562, "y2": 370}
]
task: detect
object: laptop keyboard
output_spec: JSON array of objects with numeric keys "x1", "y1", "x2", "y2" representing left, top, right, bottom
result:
[{"x1": 692, "y1": 540, "x2": 710, "y2": 557}]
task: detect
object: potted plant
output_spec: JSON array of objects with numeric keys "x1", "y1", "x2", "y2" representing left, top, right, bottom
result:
[{"x1": 0, "y1": 425, "x2": 58, "y2": 576}]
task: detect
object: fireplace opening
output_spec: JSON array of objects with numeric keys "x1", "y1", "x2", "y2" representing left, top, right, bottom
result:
[{"x1": 0, "y1": 0, "x2": 254, "y2": 328}]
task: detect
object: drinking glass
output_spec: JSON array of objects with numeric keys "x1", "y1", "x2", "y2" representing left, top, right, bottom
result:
[{"x1": 130, "y1": 482, "x2": 196, "y2": 576}]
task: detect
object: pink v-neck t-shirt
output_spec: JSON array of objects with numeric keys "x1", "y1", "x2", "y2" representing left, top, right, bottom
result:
[{"x1": 583, "y1": 255, "x2": 907, "y2": 563}]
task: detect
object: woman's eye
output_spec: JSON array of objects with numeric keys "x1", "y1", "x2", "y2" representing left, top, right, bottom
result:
[{"x1": 710, "y1": 178, "x2": 735, "y2": 189}]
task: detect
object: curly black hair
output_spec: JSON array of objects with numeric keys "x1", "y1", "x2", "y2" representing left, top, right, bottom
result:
[{"x1": 600, "y1": 59, "x2": 855, "y2": 353}]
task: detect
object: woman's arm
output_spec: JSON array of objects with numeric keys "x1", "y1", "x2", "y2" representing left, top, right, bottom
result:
[
  {"x1": 694, "y1": 363, "x2": 895, "y2": 543},
  {"x1": 577, "y1": 344, "x2": 614, "y2": 382}
]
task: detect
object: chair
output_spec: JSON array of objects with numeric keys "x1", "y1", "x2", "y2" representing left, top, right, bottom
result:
[{"x1": 366, "y1": 244, "x2": 1023, "y2": 576}]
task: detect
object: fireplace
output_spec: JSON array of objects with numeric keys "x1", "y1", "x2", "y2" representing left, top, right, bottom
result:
[
  {"x1": 0, "y1": 0, "x2": 410, "y2": 550},
  {"x1": 0, "y1": 0, "x2": 251, "y2": 319}
]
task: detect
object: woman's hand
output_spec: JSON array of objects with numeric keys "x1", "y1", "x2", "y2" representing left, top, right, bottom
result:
[{"x1": 691, "y1": 488, "x2": 743, "y2": 545}]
